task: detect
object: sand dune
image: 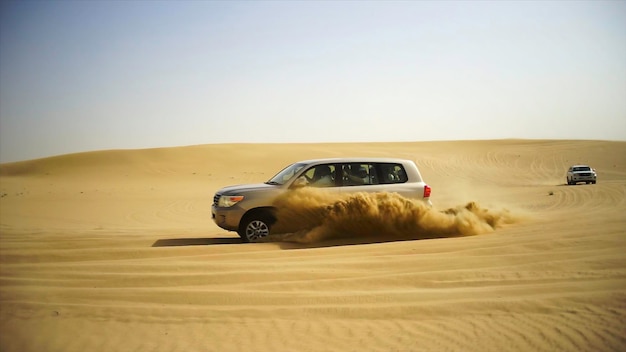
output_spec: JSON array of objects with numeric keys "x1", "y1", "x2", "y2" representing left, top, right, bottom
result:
[{"x1": 1, "y1": 140, "x2": 625, "y2": 351}]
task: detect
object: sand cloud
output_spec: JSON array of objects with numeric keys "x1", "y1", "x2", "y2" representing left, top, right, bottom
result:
[{"x1": 270, "y1": 188, "x2": 516, "y2": 244}]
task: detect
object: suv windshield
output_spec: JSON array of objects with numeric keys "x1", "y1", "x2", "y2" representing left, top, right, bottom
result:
[
  {"x1": 573, "y1": 166, "x2": 591, "y2": 172},
  {"x1": 266, "y1": 163, "x2": 307, "y2": 185}
]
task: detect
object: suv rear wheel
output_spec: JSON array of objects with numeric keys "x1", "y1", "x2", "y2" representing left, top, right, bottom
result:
[{"x1": 238, "y1": 211, "x2": 274, "y2": 243}]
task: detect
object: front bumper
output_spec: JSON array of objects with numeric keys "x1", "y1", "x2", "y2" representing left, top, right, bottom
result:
[
  {"x1": 570, "y1": 174, "x2": 596, "y2": 182},
  {"x1": 211, "y1": 204, "x2": 245, "y2": 231}
]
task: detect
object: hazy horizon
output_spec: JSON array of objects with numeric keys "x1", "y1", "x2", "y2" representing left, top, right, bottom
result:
[{"x1": 1, "y1": 1, "x2": 625, "y2": 163}]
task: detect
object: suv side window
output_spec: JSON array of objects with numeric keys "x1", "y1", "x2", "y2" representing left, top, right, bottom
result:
[
  {"x1": 341, "y1": 163, "x2": 379, "y2": 186},
  {"x1": 303, "y1": 164, "x2": 336, "y2": 187},
  {"x1": 379, "y1": 163, "x2": 408, "y2": 184}
]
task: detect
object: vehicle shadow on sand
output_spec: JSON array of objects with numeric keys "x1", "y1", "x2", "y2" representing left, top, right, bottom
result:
[
  {"x1": 152, "y1": 237, "x2": 243, "y2": 247},
  {"x1": 151, "y1": 234, "x2": 455, "y2": 249}
]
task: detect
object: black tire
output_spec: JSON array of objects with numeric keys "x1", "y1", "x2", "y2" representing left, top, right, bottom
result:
[
  {"x1": 592, "y1": 181, "x2": 596, "y2": 184},
  {"x1": 238, "y1": 211, "x2": 273, "y2": 243}
]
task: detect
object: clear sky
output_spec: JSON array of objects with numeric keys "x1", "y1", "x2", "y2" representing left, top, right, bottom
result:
[{"x1": 1, "y1": 1, "x2": 625, "y2": 162}]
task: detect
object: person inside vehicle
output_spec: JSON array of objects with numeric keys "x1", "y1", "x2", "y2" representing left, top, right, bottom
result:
[
  {"x1": 309, "y1": 165, "x2": 333, "y2": 187},
  {"x1": 343, "y1": 164, "x2": 369, "y2": 185}
]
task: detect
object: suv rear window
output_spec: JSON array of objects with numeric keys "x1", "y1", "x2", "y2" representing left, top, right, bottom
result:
[{"x1": 378, "y1": 163, "x2": 408, "y2": 184}]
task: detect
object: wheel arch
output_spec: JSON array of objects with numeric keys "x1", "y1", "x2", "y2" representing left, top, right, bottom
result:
[
  {"x1": 241, "y1": 206, "x2": 277, "y2": 224},
  {"x1": 237, "y1": 207, "x2": 278, "y2": 242}
]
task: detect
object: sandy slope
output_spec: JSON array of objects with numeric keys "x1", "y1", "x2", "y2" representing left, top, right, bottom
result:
[{"x1": 0, "y1": 140, "x2": 625, "y2": 352}]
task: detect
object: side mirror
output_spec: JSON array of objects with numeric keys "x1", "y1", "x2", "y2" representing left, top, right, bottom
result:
[{"x1": 291, "y1": 177, "x2": 308, "y2": 188}]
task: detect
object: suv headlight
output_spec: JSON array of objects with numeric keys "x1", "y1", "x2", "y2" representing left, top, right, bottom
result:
[{"x1": 218, "y1": 195, "x2": 244, "y2": 207}]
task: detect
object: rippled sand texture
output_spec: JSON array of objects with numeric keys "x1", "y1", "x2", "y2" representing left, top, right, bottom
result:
[{"x1": 1, "y1": 140, "x2": 625, "y2": 352}]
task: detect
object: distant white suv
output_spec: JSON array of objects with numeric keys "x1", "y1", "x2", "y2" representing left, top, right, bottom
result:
[
  {"x1": 567, "y1": 165, "x2": 597, "y2": 185},
  {"x1": 212, "y1": 158, "x2": 432, "y2": 242}
]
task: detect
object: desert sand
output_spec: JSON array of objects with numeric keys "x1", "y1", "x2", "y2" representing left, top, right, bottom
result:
[{"x1": 0, "y1": 139, "x2": 625, "y2": 352}]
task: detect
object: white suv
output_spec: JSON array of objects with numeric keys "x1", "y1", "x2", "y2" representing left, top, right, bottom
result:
[
  {"x1": 567, "y1": 165, "x2": 597, "y2": 185},
  {"x1": 212, "y1": 158, "x2": 432, "y2": 242}
]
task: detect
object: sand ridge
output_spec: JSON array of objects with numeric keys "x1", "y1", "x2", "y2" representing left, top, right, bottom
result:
[{"x1": 1, "y1": 140, "x2": 625, "y2": 351}]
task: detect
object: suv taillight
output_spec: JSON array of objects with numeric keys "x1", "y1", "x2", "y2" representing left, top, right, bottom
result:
[{"x1": 423, "y1": 185, "x2": 431, "y2": 198}]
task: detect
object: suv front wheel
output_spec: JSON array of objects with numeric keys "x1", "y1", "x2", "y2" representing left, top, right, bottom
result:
[{"x1": 238, "y1": 211, "x2": 274, "y2": 243}]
